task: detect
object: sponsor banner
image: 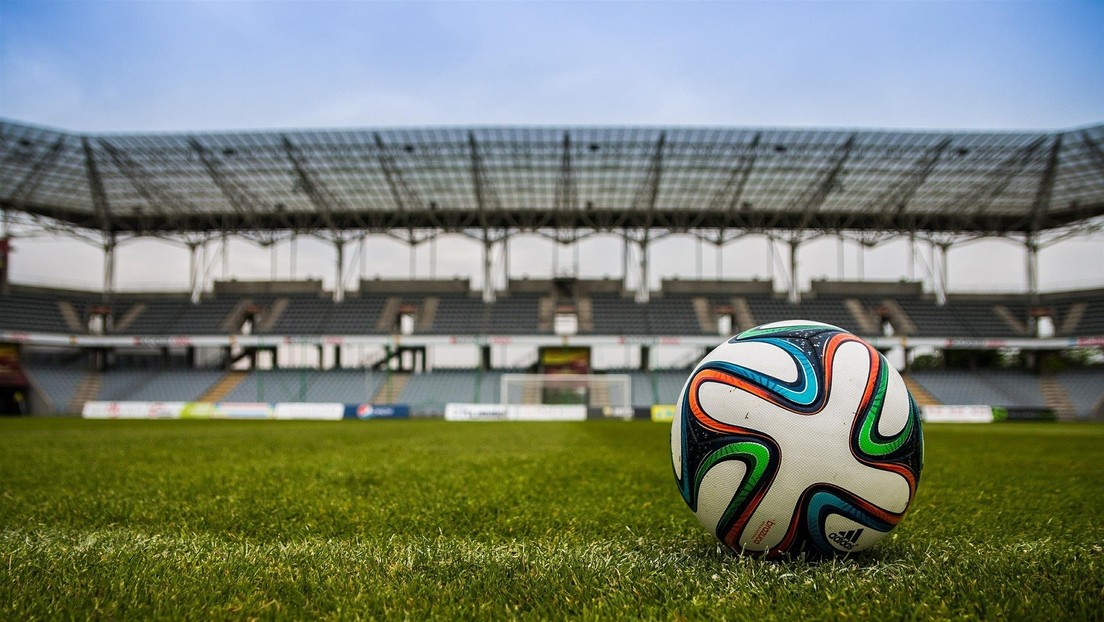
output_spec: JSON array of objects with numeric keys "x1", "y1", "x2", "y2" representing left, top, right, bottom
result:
[
  {"x1": 85, "y1": 401, "x2": 358, "y2": 421},
  {"x1": 512, "y1": 404, "x2": 587, "y2": 422},
  {"x1": 445, "y1": 403, "x2": 587, "y2": 422},
  {"x1": 83, "y1": 401, "x2": 185, "y2": 419},
  {"x1": 345, "y1": 403, "x2": 411, "y2": 420},
  {"x1": 180, "y1": 402, "x2": 220, "y2": 419},
  {"x1": 214, "y1": 402, "x2": 274, "y2": 419},
  {"x1": 651, "y1": 404, "x2": 677, "y2": 423},
  {"x1": 180, "y1": 402, "x2": 274, "y2": 420},
  {"x1": 921, "y1": 405, "x2": 994, "y2": 423},
  {"x1": 274, "y1": 402, "x2": 344, "y2": 421},
  {"x1": 445, "y1": 403, "x2": 509, "y2": 421}
]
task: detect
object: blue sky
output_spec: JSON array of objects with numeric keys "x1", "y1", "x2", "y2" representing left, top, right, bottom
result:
[
  {"x1": 0, "y1": 0, "x2": 1101, "y2": 300},
  {"x1": 2, "y1": 1, "x2": 1102, "y2": 131}
]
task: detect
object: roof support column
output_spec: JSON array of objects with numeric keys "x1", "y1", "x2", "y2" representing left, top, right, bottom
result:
[
  {"x1": 334, "y1": 239, "x2": 346, "y2": 303},
  {"x1": 788, "y1": 238, "x2": 800, "y2": 304},
  {"x1": 1026, "y1": 235, "x2": 1040, "y2": 302},
  {"x1": 908, "y1": 232, "x2": 916, "y2": 282},
  {"x1": 636, "y1": 234, "x2": 650, "y2": 303},
  {"x1": 103, "y1": 232, "x2": 117, "y2": 303},
  {"x1": 933, "y1": 241, "x2": 949, "y2": 306},
  {"x1": 362, "y1": 234, "x2": 369, "y2": 284},
  {"x1": 482, "y1": 230, "x2": 495, "y2": 303},
  {"x1": 767, "y1": 236, "x2": 776, "y2": 291},
  {"x1": 221, "y1": 231, "x2": 229, "y2": 282},
  {"x1": 290, "y1": 234, "x2": 298, "y2": 280},
  {"x1": 188, "y1": 242, "x2": 202, "y2": 305},
  {"x1": 622, "y1": 235, "x2": 630, "y2": 291},
  {"x1": 502, "y1": 232, "x2": 510, "y2": 289}
]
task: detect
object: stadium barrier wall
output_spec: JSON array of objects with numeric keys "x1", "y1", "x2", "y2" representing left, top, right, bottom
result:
[
  {"x1": 82, "y1": 401, "x2": 186, "y2": 419},
  {"x1": 921, "y1": 405, "x2": 1055, "y2": 423},
  {"x1": 444, "y1": 403, "x2": 587, "y2": 422},
  {"x1": 185, "y1": 402, "x2": 274, "y2": 419},
  {"x1": 82, "y1": 401, "x2": 409, "y2": 421},
  {"x1": 921, "y1": 405, "x2": 996, "y2": 423},
  {"x1": 273, "y1": 403, "x2": 345, "y2": 420}
]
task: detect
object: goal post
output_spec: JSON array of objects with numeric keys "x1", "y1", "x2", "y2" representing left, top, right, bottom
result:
[{"x1": 499, "y1": 373, "x2": 633, "y2": 411}]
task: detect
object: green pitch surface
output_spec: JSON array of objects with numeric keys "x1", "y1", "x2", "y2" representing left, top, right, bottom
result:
[{"x1": 1, "y1": 420, "x2": 1102, "y2": 620}]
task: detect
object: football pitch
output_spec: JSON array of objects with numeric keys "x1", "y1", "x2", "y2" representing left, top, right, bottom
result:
[{"x1": 1, "y1": 419, "x2": 1101, "y2": 620}]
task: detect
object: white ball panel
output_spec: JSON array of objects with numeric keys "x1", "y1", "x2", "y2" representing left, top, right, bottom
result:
[
  {"x1": 694, "y1": 460, "x2": 748, "y2": 536},
  {"x1": 695, "y1": 380, "x2": 769, "y2": 427},
  {"x1": 877, "y1": 365, "x2": 911, "y2": 438}
]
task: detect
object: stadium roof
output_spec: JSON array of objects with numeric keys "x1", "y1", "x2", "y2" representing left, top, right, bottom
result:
[{"x1": 1, "y1": 119, "x2": 1102, "y2": 238}]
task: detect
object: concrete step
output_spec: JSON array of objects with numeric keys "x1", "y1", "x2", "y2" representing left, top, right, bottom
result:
[
  {"x1": 374, "y1": 373, "x2": 410, "y2": 403},
  {"x1": 199, "y1": 370, "x2": 248, "y2": 402},
  {"x1": 732, "y1": 297, "x2": 756, "y2": 333},
  {"x1": 1039, "y1": 375, "x2": 1078, "y2": 421},
  {"x1": 68, "y1": 371, "x2": 102, "y2": 414},
  {"x1": 692, "y1": 297, "x2": 717, "y2": 334},
  {"x1": 902, "y1": 374, "x2": 941, "y2": 407}
]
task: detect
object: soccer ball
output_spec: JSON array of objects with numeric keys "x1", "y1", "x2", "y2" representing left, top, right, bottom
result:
[{"x1": 671, "y1": 320, "x2": 923, "y2": 557}]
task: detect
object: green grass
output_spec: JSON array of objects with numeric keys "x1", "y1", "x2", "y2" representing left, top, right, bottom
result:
[{"x1": 1, "y1": 419, "x2": 1102, "y2": 620}]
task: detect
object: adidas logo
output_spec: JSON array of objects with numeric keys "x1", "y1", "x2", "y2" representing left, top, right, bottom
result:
[{"x1": 828, "y1": 528, "x2": 864, "y2": 551}]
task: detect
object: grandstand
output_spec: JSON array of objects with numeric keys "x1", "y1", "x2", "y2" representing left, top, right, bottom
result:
[
  {"x1": 0, "y1": 119, "x2": 1102, "y2": 419},
  {"x1": 4, "y1": 277, "x2": 1103, "y2": 419}
]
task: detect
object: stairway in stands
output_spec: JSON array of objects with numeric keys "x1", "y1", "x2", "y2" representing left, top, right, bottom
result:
[
  {"x1": 521, "y1": 380, "x2": 542, "y2": 404},
  {"x1": 590, "y1": 382, "x2": 611, "y2": 408},
  {"x1": 1038, "y1": 376, "x2": 1077, "y2": 421},
  {"x1": 68, "y1": 372, "x2": 102, "y2": 414},
  {"x1": 200, "y1": 371, "x2": 248, "y2": 402},
  {"x1": 374, "y1": 373, "x2": 409, "y2": 403},
  {"x1": 57, "y1": 301, "x2": 85, "y2": 333},
  {"x1": 901, "y1": 374, "x2": 940, "y2": 408}
]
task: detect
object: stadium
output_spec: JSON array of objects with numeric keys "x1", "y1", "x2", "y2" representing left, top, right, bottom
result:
[
  {"x1": 2, "y1": 3, "x2": 1104, "y2": 616},
  {"x1": 1, "y1": 119, "x2": 1102, "y2": 420},
  {"x1": 4, "y1": 124, "x2": 1104, "y2": 616}
]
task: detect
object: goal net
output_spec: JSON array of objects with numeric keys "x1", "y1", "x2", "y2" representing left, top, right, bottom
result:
[{"x1": 500, "y1": 373, "x2": 632, "y2": 411}]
